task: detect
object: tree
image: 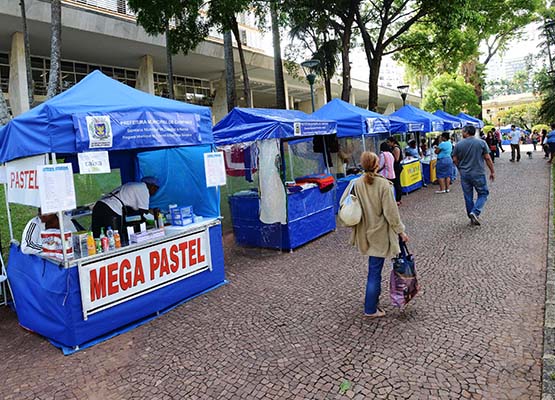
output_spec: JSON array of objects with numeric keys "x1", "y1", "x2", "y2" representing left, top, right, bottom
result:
[
  {"x1": 128, "y1": 0, "x2": 209, "y2": 99},
  {"x1": 355, "y1": 0, "x2": 466, "y2": 110},
  {"x1": 46, "y1": 0, "x2": 62, "y2": 98},
  {"x1": 421, "y1": 73, "x2": 480, "y2": 116},
  {"x1": 270, "y1": 1, "x2": 286, "y2": 108},
  {"x1": 497, "y1": 102, "x2": 541, "y2": 129},
  {"x1": 208, "y1": 0, "x2": 254, "y2": 107},
  {"x1": 20, "y1": 0, "x2": 33, "y2": 106},
  {"x1": 223, "y1": 31, "x2": 237, "y2": 112}
]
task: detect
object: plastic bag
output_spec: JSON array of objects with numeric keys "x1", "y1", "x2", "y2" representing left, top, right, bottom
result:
[{"x1": 390, "y1": 241, "x2": 419, "y2": 307}]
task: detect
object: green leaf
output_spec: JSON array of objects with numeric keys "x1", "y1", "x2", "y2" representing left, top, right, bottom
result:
[{"x1": 339, "y1": 380, "x2": 351, "y2": 394}]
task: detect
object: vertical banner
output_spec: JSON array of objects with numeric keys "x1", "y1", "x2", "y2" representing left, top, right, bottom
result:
[
  {"x1": 204, "y1": 152, "x2": 227, "y2": 187},
  {"x1": 37, "y1": 163, "x2": 77, "y2": 214},
  {"x1": 6, "y1": 154, "x2": 48, "y2": 206}
]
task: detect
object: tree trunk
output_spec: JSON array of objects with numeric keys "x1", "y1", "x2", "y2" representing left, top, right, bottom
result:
[
  {"x1": 230, "y1": 17, "x2": 252, "y2": 108},
  {"x1": 165, "y1": 21, "x2": 175, "y2": 100},
  {"x1": 20, "y1": 0, "x2": 33, "y2": 106},
  {"x1": 223, "y1": 30, "x2": 237, "y2": 112},
  {"x1": 325, "y1": 77, "x2": 332, "y2": 102},
  {"x1": 270, "y1": 1, "x2": 286, "y2": 109},
  {"x1": 340, "y1": 1, "x2": 357, "y2": 102},
  {"x1": 46, "y1": 0, "x2": 61, "y2": 99},
  {"x1": 368, "y1": 55, "x2": 382, "y2": 111}
]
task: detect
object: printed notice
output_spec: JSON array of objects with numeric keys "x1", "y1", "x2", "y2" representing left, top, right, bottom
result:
[
  {"x1": 78, "y1": 151, "x2": 111, "y2": 174},
  {"x1": 204, "y1": 152, "x2": 227, "y2": 187},
  {"x1": 37, "y1": 163, "x2": 77, "y2": 213}
]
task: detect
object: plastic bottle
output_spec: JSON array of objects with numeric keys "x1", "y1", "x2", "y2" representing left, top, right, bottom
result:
[
  {"x1": 114, "y1": 230, "x2": 121, "y2": 249},
  {"x1": 100, "y1": 227, "x2": 109, "y2": 252},
  {"x1": 86, "y1": 231, "x2": 96, "y2": 256},
  {"x1": 106, "y1": 226, "x2": 115, "y2": 251},
  {"x1": 95, "y1": 238, "x2": 102, "y2": 254}
]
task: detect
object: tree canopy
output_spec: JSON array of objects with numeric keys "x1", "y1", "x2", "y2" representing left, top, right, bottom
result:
[{"x1": 421, "y1": 73, "x2": 480, "y2": 116}]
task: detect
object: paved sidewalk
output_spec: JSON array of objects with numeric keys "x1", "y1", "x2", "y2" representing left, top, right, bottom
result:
[{"x1": 0, "y1": 147, "x2": 550, "y2": 399}]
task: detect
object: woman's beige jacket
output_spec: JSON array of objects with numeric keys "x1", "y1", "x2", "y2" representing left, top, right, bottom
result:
[{"x1": 340, "y1": 175, "x2": 405, "y2": 258}]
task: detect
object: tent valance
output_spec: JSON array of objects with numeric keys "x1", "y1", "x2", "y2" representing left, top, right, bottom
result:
[{"x1": 390, "y1": 105, "x2": 445, "y2": 133}]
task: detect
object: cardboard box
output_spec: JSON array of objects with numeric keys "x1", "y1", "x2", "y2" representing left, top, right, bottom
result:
[
  {"x1": 170, "y1": 205, "x2": 194, "y2": 226},
  {"x1": 129, "y1": 228, "x2": 166, "y2": 244},
  {"x1": 41, "y1": 229, "x2": 73, "y2": 260}
]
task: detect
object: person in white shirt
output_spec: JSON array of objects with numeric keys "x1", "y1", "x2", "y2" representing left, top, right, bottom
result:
[
  {"x1": 508, "y1": 125, "x2": 522, "y2": 162},
  {"x1": 91, "y1": 176, "x2": 160, "y2": 238},
  {"x1": 21, "y1": 209, "x2": 77, "y2": 255}
]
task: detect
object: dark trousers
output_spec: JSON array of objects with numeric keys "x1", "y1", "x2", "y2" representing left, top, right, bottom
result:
[
  {"x1": 490, "y1": 150, "x2": 496, "y2": 163},
  {"x1": 510, "y1": 144, "x2": 520, "y2": 161},
  {"x1": 91, "y1": 201, "x2": 123, "y2": 239}
]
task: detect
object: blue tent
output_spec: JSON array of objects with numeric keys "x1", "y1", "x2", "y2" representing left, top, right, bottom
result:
[
  {"x1": 433, "y1": 110, "x2": 465, "y2": 130},
  {"x1": 390, "y1": 105, "x2": 445, "y2": 132},
  {"x1": 0, "y1": 70, "x2": 213, "y2": 163},
  {"x1": 312, "y1": 99, "x2": 389, "y2": 136},
  {"x1": 388, "y1": 115, "x2": 425, "y2": 133},
  {"x1": 213, "y1": 108, "x2": 336, "y2": 145},
  {"x1": 457, "y1": 112, "x2": 484, "y2": 128}
]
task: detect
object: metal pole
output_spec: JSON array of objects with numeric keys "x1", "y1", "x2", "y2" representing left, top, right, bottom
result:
[
  {"x1": 3, "y1": 183, "x2": 13, "y2": 241},
  {"x1": 310, "y1": 84, "x2": 315, "y2": 113}
]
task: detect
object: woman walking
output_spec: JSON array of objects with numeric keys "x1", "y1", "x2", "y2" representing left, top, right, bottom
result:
[
  {"x1": 386, "y1": 136, "x2": 404, "y2": 205},
  {"x1": 341, "y1": 151, "x2": 409, "y2": 318},
  {"x1": 434, "y1": 131, "x2": 454, "y2": 193},
  {"x1": 485, "y1": 129, "x2": 498, "y2": 163},
  {"x1": 378, "y1": 141, "x2": 395, "y2": 182}
]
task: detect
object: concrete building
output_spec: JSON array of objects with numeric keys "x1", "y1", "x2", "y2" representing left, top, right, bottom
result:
[
  {"x1": 0, "y1": 0, "x2": 419, "y2": 121},
  {"x1": 482, "y1": 92, "x2": 539, "y2": 124}
]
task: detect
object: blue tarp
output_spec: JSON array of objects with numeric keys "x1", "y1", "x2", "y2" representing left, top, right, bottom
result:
[
  {"x1": 312, "y1": 99, "x2": 390, "y2": 136},
  {"x1": 388, "y1": 115, "x2": 425, "y2": 133},
  {"x1": 390, "y1": 105, "x2": 445, "y2": 132},
  {"x1": 457, "y1": 112, "x2": 484, "y2": 128},
  {"x1": 433, "y1": 110, "x2": 464, "y2": 130},
  {"x1": 0, "y1": 71, "x2": 213, "y2": 162},
  {"x1": 213, "y1": 108, "x2": 337, "y2": 145}
]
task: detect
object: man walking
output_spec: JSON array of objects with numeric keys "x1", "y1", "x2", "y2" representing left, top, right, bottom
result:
[
  {"x1": 452, "y1": 125, "x2": 495, "y2": 226},
  {"x1": 508, "y1": 125, "x2": 521, "y2": 162}
]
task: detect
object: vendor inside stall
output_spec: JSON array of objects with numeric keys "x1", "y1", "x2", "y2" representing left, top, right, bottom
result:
[
  {"x1": 91, "y1": 176, "x2": 160, "y2": 239},
  {"x1": 21, "y1": 208, "x2": 77, "y2": 255}
]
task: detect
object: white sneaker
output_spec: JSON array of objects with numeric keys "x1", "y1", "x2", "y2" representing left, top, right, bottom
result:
[{"x1": 435, "y1": 190, "x2": 446, "y2": 194}]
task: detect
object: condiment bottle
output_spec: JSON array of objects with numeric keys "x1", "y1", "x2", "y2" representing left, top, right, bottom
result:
[{"x1": 114, "y1": 230, "x2": 121, "y2": 249}]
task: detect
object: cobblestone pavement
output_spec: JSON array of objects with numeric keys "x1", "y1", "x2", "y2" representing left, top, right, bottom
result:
[{"x1": 0, "y1": 146, "x2": 550, "y2": 399}]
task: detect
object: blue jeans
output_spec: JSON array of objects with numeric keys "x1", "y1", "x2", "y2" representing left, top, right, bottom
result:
[
  {"x1": 460, "y1": 174, "x2": 489, "y2": 217},
  {"x1": 365, "y1": 256, "x2": 385, "y2": 314}
]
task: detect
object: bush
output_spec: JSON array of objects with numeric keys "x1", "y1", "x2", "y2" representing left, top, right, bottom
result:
[{"x1": 532, "y1": 124, "x2": 550, "y2": 133}]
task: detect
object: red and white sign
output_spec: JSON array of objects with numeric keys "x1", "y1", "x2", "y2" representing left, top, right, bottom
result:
[
  {"x1": 6, "y1": 155, "x2": 47, "y2": 206},
  {"x1": 78, "y1": 228, "x2": 211, "y2": 319}
]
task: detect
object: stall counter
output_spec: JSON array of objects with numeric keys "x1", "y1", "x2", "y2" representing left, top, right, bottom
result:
[
  {"x1": 421, "y1": 157, "x2": 437, "y2": 185},
  {"x1": 7, "y1": 218, "x2": 226, "y2": 352},
  {"x1": 400, "y1": 158, "x2": 423, "y2": 193},
  {"x1": 229, "y1": 186, "x2": 335, "y2": 250}
]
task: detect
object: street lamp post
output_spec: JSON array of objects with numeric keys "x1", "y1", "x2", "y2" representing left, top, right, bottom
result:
[
  {"x1": 396, "y1": 84, "x2": 409, "y2": 107},
  {"x1": 439, "y1": 94, "x2": 448, "y2": 111},
  {"x1": 300, "y1": 59, "x2": 321, "y2": 112}
]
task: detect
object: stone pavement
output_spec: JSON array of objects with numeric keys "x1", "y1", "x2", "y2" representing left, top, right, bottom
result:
[{"x1": 0, "y1": 146, "x2": 550, "y2": 399}]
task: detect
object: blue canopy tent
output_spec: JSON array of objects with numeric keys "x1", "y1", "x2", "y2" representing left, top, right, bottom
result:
[
  {"x1": 388, "y1": 115, "x2": 425, "y2": 133},
  {"x1": 390, "y1": 105, "x2": 445, "y2": 133},
  {"x1": 433, "y1": 110, "x2": 465, "y2": 130},
  {"x1": 1, "y1": 71, "x2": 226, "y2": 352},
  {"x1": 457, "y1": 112, "x2": 484, "y2": 128},
  {"x1": 214, "y1": 107, "x2": 338, "y2": 250}
]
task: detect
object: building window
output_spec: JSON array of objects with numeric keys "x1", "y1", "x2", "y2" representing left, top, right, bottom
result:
[
  {"x1": 240, "y1": 29, "x2": 248, "y2": 46},
  {"x1": 0, "y1": 52, "x2": 9, "y2": 93},
  {"x1": 154, "y1": 72, "x2": 213, "y2": 106}
]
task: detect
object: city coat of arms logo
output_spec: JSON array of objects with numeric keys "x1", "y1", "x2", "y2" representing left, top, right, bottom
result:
[{"x1": 86, "y1": 115, "x2": 113, "y2": 148}]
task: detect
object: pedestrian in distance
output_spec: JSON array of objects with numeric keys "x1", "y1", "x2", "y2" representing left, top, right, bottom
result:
[
  {"x1": 546, "y1": 123, "x2": 555, "y2": 164},
  {"x1": 542, "y1": 128, "x2": 550, "y2": 159},
  {"x1": 340, "y1": 151, "x2": 409, "y2": 318},
  {"x1": 378, "y1": 141, "x2": 395, "y2": 182},
  {"x1": 434, "y1": 131, "x2": 454, "y2": 193},
  {"x1": 508, "y1": 125, "x2": 522, "y2": 162},
  {"x1": 495, "y1": 128, "x2": 504, "y2": 155},
  {"x1": 532, "y1": 130, "x2": 540, "y2": 151},
  {"x1": 452, "y1": 125, "x2": 495, "y2": 226},
  {"x1": 485, "y1": 129, "x2": 498, "y2": 163}
]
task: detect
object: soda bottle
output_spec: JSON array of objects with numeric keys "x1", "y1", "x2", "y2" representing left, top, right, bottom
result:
[
  {"x1": 95, "y1": 238, "x2": 102, "y2": 254},
  {"x1": 106, "y1": 226, "x2": 115, "y2": 251},
  {"x1": 86, "y1": 231, "x2": 96, "y2": 256},
  {"x1": 114, "y1": 230, "x2": 121, "y2": 249},
  {"x1": 100, "y1": 227, "x2": 109, "y2": 252}
]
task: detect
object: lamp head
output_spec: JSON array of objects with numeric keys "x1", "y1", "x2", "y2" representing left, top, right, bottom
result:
[{"x1": 301, "y1": 59, "x2": 321, "y2": 84}]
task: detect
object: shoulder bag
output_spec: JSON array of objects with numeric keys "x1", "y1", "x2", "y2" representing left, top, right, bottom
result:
[{"x1": 338, "y1": 179, "x2": 362, "y2": 226}]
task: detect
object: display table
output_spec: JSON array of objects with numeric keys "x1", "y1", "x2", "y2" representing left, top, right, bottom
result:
[
  {"x1": 229, "y1": 186, "x2": 335, "y2": 250},
  {"x1": 421, "y1": 157, "x2": 437, "y2": 185},
  {"x1": 334, "y1": 174, "x2": 361, "y2": 213},
  {"x1": 400, "y1": 158, "x2": 423, "y2": 193},
  {"x1": 7, "y1": 219, "x2": 226, "y2": 352}
]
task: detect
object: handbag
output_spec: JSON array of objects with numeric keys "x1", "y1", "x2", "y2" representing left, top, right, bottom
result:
[
  {"x1": 338, "y1": 179, "x2": 362, "y2": 226},
  {"x1": 390, "y1": 240, "x2": 419, "y2": 307}
]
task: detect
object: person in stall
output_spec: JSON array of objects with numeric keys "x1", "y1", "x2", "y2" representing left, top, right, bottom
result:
[
  {"x1": 91, "y1": 176, "x2": 160, "y2": 238},
  {"x1": 21, "y1": 208, "x2": 77, "y2": 255},
  {"x1": 404, "y1": 139, "x2": 420, "y2": 159}
]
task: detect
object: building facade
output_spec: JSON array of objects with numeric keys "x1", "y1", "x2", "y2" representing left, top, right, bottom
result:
[{"x1": 0, "y1": 0, "x2": 419, "y2": 121}]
